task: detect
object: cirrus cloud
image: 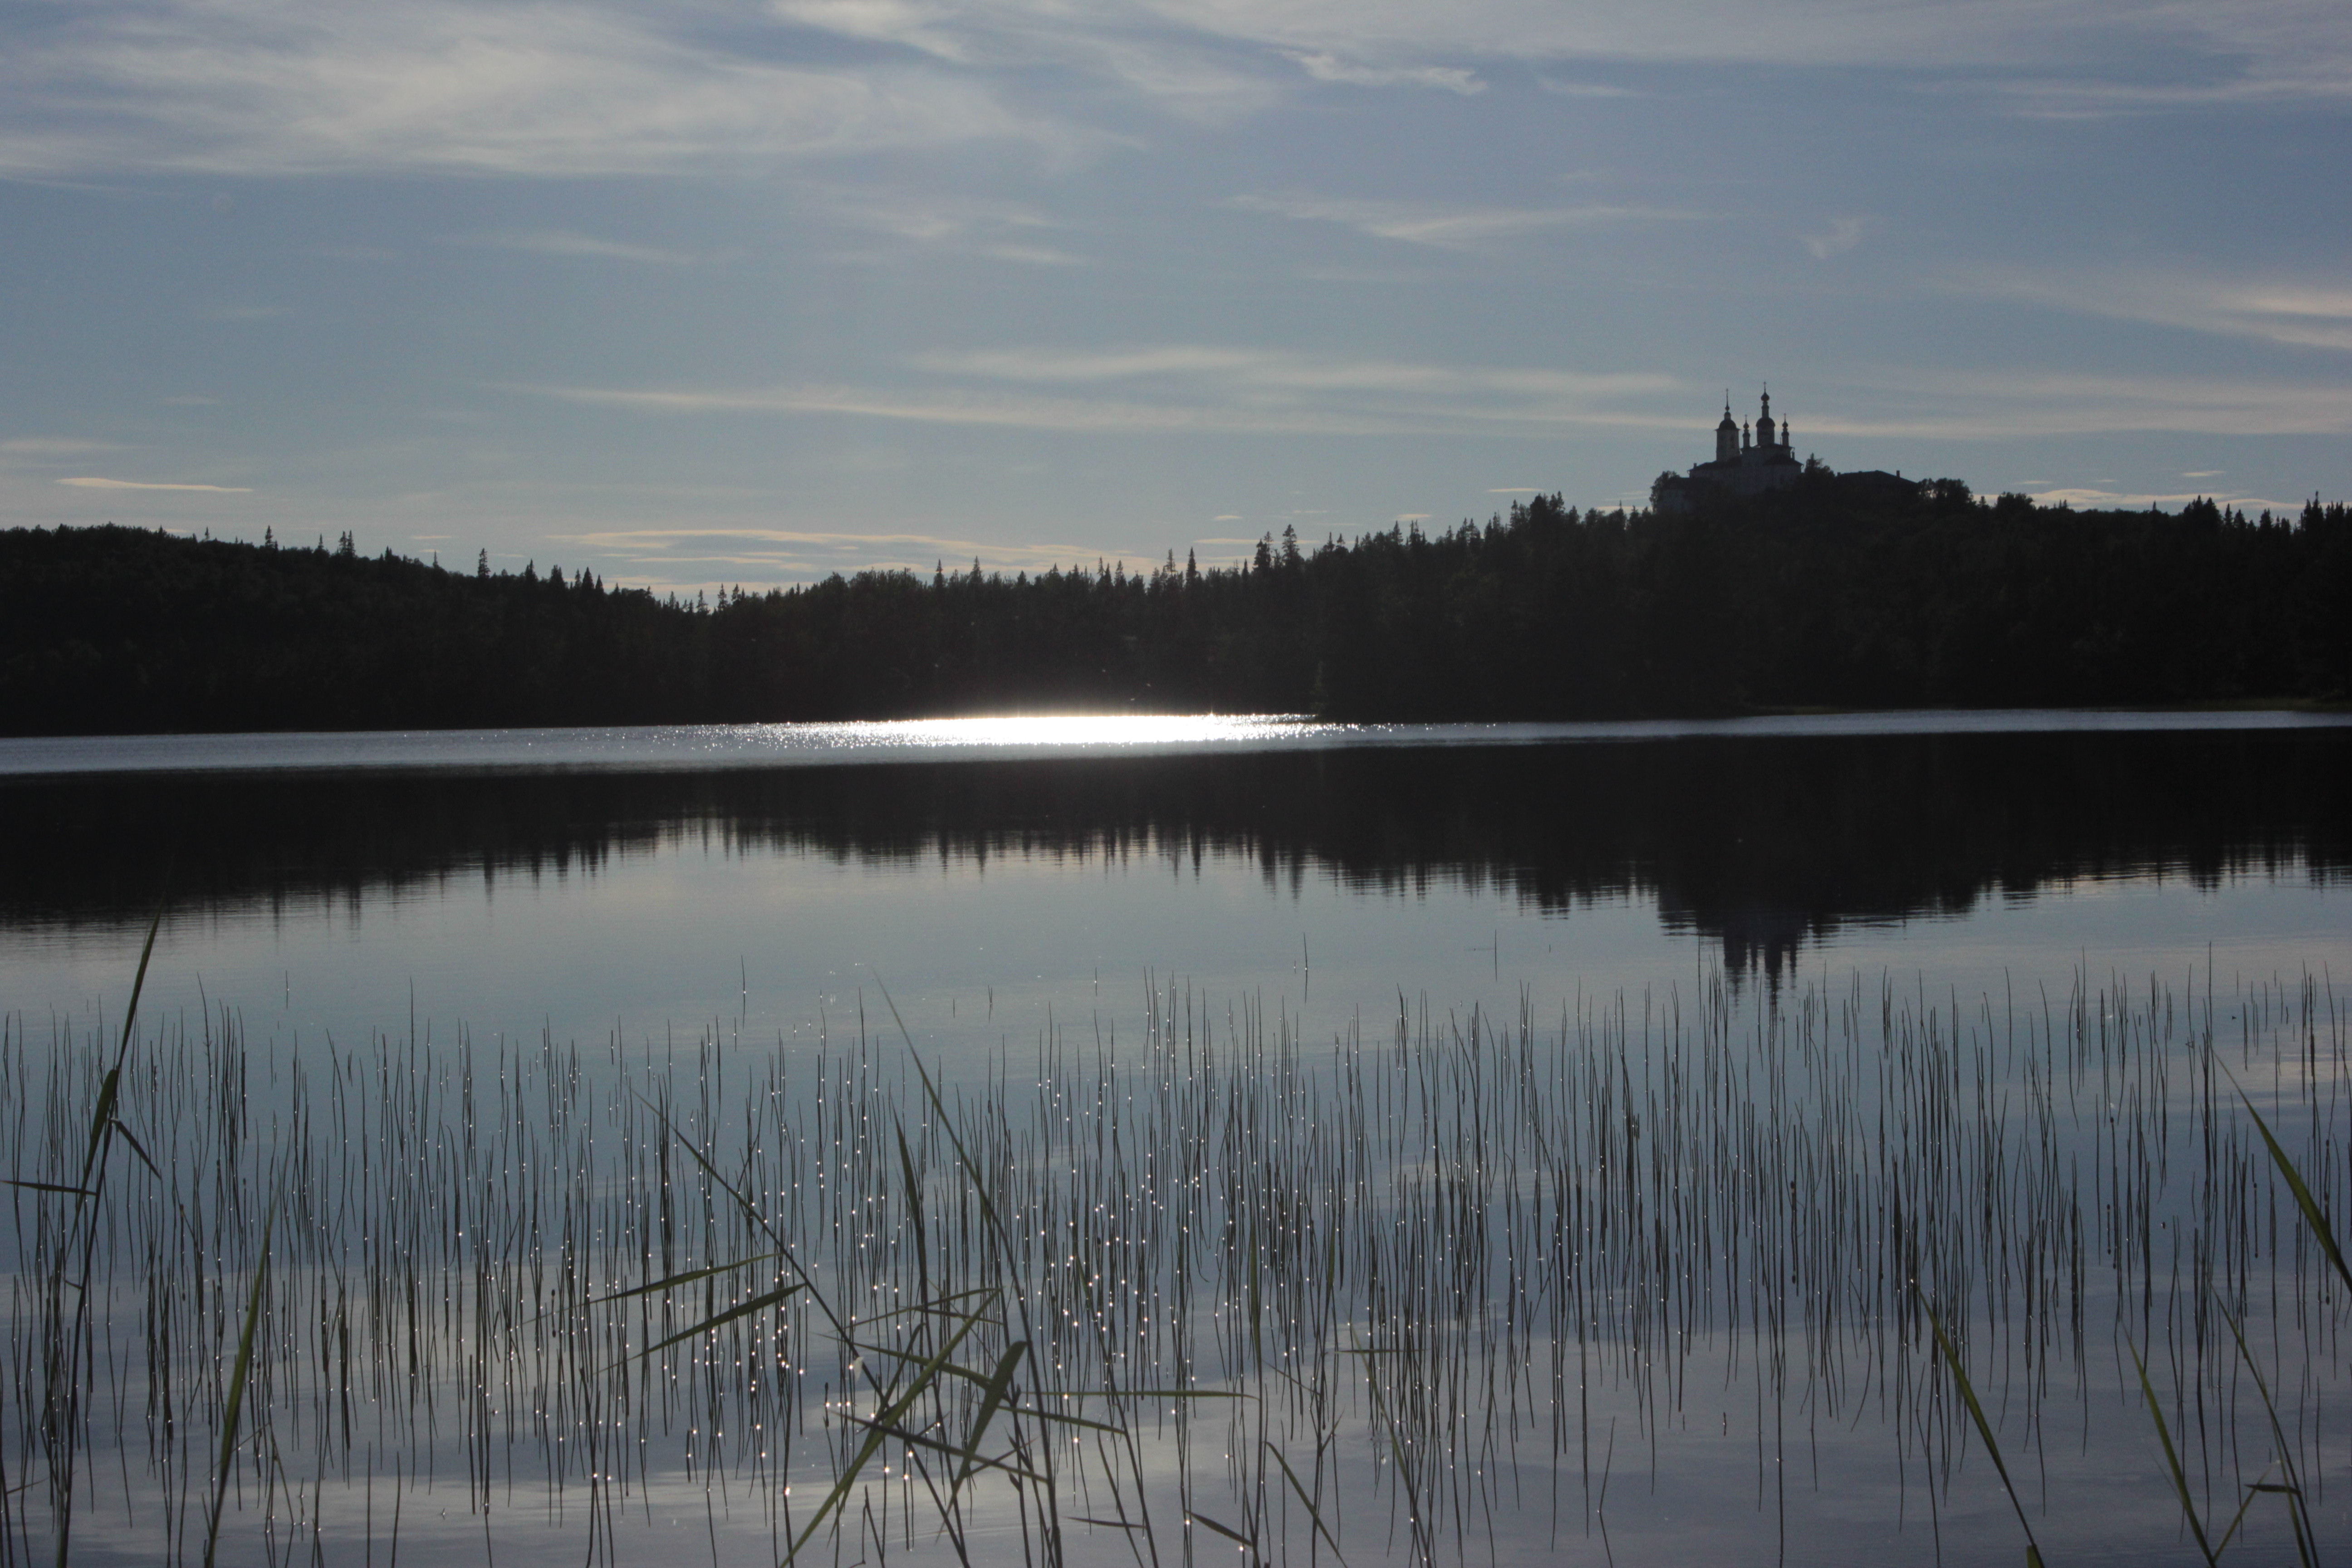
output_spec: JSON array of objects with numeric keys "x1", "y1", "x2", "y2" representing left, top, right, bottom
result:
[
  {"x1": 518, "y1": 346, "x2": 1686, "y2": 437},
  {"x1": 57, "y1": 475, "x2": 253, "y2": 491},
  {"x1": 0, "y1": 0, "x2": 1063, "y2": 178},
  {"x1": 1231, "y1": 193, "x2": 1698, "y2": 249}
]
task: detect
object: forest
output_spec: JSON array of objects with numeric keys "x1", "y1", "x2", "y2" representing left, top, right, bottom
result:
[{"x1": 3, "y1": 475, "x2": 2346, "y2": 735}]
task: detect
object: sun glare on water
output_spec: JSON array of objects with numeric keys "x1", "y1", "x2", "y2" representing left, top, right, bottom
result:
[{"x1": 779, "y1": 713, "x2": 1320, "y2": 753}]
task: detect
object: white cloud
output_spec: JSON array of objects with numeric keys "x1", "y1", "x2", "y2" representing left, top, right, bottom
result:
[
  {"x1": 1963, "y1": 270, "x2": 2352, "y2": 353},
  {"x1": 1139, "y1": 0, "x2": 2352, "y2": 96},
  {"x1": 768, "y1": 0, "x2": 971, "y2": 61},
  {"x1": 975, "y1": 242, "x2": 1089, "y2": 266},
  {"x1": 1, "y1": 0, "x2": 2345, "y2": 193},
  {"x1": 1802, "y1": 216, "x2": 1867, "y2": 259},
  {"x1": 57, "y1": 475, "x2": 253, "y2": 490},
  {"x1": 771, "y1": 0, "x2": 1281, "y2": 121},
  {"x1": 1534, "y1": 75, "x2": 1635, "y2": 98},
  {"x1": 1799, "y1": 369, "x2": 2352, "y2": 440},
  {"x1": 671, "y1": 351, "x2": 2352, "y2": 447},
  {"x1": 805, "y1": 186, "x2": 1092, "y2": 265},
  {"x1": 0, "y1": 0, "x2": 1058, "y2": 177},
  {"x1": 4, "y1": 0, "x2": 2341, "y2": 192},
  {"x1": 459, "y1": 230, "x2": 700, "y2": 266},
  {"x1": 916, "y1": 344, "x2": 1671, "y2": 398},
  {"x1": 1291, "y1": 54, "x2": 1482, "y2": 94},
  {"x1": 527, "y1": 379, "x2": 1429, "y2": 435},
  {"x1": 1232, "y1": 193, "x2": 1695, "y2": 249},
  {"x1": 759, "y1": 0, "x2": 2352, "y2": 99},
  {"x1": 911, "y1": 345, "x2": 1265, "y2": 381},
  {"x1": 523, "y1": 347, "x2": 1686, "y2": 437}
]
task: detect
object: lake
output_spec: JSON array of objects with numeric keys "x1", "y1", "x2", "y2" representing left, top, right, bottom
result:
[{"x1": 4, "y1": 710, "x2": 2349, "y2": 1567}]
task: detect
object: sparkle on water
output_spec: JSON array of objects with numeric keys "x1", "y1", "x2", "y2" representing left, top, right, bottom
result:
[{"x1": 0, "y1": 706, "x2": 2345, "y2": 778}]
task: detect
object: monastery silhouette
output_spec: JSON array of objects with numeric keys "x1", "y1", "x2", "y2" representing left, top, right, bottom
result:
[{"x1": 1650, "y1": 389, "x2": 1910, "y2": 513}]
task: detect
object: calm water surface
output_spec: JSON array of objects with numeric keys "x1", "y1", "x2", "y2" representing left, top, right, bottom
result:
[
  {"x1": 3, "y1": 710, "x2": 2350, "y2": 1567},
  {"x1": 3, "y1": 710, "x2": 2347, "y2": 1058}
]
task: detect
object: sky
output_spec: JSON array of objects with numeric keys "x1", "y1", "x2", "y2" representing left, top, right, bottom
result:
[{"x1": 2, "y1": 0, "x2": 2348, "y2": 597}]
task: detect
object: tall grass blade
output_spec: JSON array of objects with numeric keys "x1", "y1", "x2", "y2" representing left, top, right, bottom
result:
[
  {"x1": 2233, "y1": 1083, "x2": 2352, "y2": 1294},
  {"x1": 777, "y1": 1308, "x2": 985, "y2": 1566},
  {"x1": 48, "y1": 900, "x2": 166, "y2": 1568},
  {"x1": 202, "y1": 1206, "x2": 275, "y2": 1568},
  {"x1": 636, "y1": 1092, "x2": 849, "y2": 1341},
  {"x1": 639, "y1": 1282, "x2": 802, "y2": 1358},
  {"x1": 1186, "y1": 1510, "x2": 1254, "y2": 1549},
  {"x1": 566, "y1": 1252, "x2": 783, "y2": 1312},
  {"x1": 1265, "y1": 1443, "x2": 1349, "y2": 1567},
  {"x1": 2216, "y1": 1303, "x2": 2320, "y2": 1568},
  {"x1": 2128, "y1": 1341, "x2": 2219, "y2": 1564},
  {"x1": 1919, "y1": 1293, "x2": 2043, "y2": 1567},
  {"x1": 951, "y1": 1342, "x2": 1029, "y2": 1496},
  {"x1": 845, "y1": 1418, "x2": 1045, "y2": 1485},
  {"x1": 79, "y1": 903, "x2": 163, "y2": 1189}
]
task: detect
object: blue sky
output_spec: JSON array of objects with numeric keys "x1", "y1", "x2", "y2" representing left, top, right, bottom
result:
[{"x1": 3, "y1": 0, "x2": 2348, "y2": 594}]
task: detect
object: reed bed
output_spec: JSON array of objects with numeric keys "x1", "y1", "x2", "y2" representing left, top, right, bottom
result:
[{"x1": 3, "y1": 963, "x2": 2347, "y2": 1566}]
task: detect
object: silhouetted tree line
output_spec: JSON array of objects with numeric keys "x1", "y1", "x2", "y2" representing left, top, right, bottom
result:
[{"x1": 4, "y1": 478, "x2": 2347, "y2": 735}]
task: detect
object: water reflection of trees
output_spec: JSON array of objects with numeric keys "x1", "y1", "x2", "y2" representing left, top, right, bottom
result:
[{"x1": 5, "y1": 727, "x2": 2345, "y2": 977}]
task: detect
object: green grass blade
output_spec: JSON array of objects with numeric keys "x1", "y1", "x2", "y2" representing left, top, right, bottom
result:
[
  {"x1": 1186, "y1": 1510, "x2": 1253, "y2": 1548},
  {"x1": 1919, "y1": 1292, "x2": 2043, "y2": 1562},
  {"x1": 1267, "y1": 1442, "x2": 1349, "y2": 1567},
  {"x1": 640, "y1": 1282, "x2": 802, "y2": 1358},
  {"x1": 635, "y1": 1091, "x2": 851, "y2": 1343},
  {"x1": 202, "y1": 1206, "x2": 274, "y2": 1568},
  {"x1": 840, "y1": 1287, "x2": 1001, "y2": 1329},
  {"x1": 847, "y1": 1416, "x2": 1046, "y2": 1485},
  {"x1": 108, "y1": 1121, "x2": 162, "y2": 1180},
  {"x1": 76, "y1": 1069, "x2": 122, "y2": 1192},
  {"x1": 79, "y1": 905, "x2": 164, "y2": 1187},
  {"x1": 952, "y1": 1341, "x2": 1028, "y2": 1495},
  {"x1": 2233, "y1": 1083, "x2": 2352, "y2": 1294},
  {"x1": 779, "y1": 1308, "x2": 985, "y2": 1566},
  {"x1": 2217, "y1": 1301, "x2": 2321, "y2": 1567},
  {"x1": 2213, "y1": 1467, "x2": 2274, "y2": 1557},
  {"x1": 581, "y1": 1252, "x2": 782, "y2": 1308},
  {"x1": 2128, "y1": 1340, "x2": 2218, "y2": 1565},
  {"x1": 1013, "y1": 1406, "x2": 1128, "y2": 1436}
]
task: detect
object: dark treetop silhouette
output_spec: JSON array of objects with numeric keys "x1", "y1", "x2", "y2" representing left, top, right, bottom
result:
[{"x1": 2, "y1": 480, "x2": 2345, "y2": 735}]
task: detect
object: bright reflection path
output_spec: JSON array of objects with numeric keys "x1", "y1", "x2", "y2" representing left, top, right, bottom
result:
[
  {"x1": 2, "y1": 706, "x2": 2347, "y2": 777},
  {"x1": 0, "y1": 714, "x2": 1337, "y2": 776},
  {"x1": 778, "y1": 713, "x2": 1328, "y2": 752}
]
